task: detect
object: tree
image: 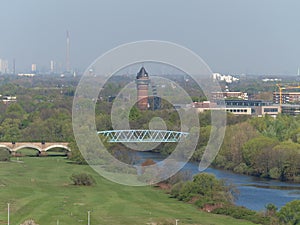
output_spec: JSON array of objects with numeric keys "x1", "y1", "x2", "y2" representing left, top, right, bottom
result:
[
  {"x1": 0, "y1": 118, "x2": 22, "y2": 141},
  {"x1": 67, "y1": 140, "x2": 86, "y2": 164},
  {"x1": 251, "y1": 115, "x2": 299, "y2": 142},
  {"x1": 265, "y1": 203, "x2": 278, "y2": 217},
  {"x1": 214, "y1": 122, "x2": 258, "y2": 170},
  {"x1": 278, "y1": 200, "x2": 300, "y2": 225},
  {"x1": 272, "y1": 142, "x2": 300, "y2": 181},
  {"x1": 242, "y1": 136, "x2": 278, "y2": 177}
]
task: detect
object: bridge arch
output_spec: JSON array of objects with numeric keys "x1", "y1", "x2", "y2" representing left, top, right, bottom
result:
[
  {"x1": 44, "y1": 145, "x2": 70, "y2": 152},
  {"x1": 0, "y1": 145, "x2": 12, "y2": 153},
  {"x1": 14, "y1": 145, "x2": 42, "y2": 153}
]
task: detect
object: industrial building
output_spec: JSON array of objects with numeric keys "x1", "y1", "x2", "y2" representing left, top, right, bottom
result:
[
  {"x1": 273, "y1": 92, "x2": 300, "y2": 104},
  {"x1": 281, "y1": 105, "x2": 300, "y2": 116},
  {"x1": 193, "y1": 99, "x2": 281, "y2": 117},
  {"x1": 0, "y1": 58, "x2": 9, "y2": 74},
  {"x1": 211, "y1": 91, "x2": 248, "y2": 100}
]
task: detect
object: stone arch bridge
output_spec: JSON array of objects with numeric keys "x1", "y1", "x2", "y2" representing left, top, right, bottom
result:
[{"x1": 0, "y1": 142, "x2": 70, "y2": 156}]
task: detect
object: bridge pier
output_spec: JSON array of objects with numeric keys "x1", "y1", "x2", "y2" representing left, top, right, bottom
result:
[{"x1": 38, "y1": 151, "x2": 48, "y2": 157}]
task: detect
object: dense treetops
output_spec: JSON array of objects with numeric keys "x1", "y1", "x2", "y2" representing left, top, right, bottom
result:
[{"x1": 0, "y1": 77, "x2": 299, "y2": 182}]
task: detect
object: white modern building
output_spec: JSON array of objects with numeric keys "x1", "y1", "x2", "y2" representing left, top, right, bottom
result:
[
  {"x1": 0, "y1": 58, "x2": 9, "y2": 74},
  {"x1": 212, "y1": 73, "x2": 239, "y2": 83}
]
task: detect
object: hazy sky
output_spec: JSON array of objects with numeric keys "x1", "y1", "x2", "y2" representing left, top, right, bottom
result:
[{"x1": 0, "y1": 0, "x2": 299, "y2": 75}]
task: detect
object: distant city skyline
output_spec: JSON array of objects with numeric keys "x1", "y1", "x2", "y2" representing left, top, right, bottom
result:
[{"x1": 0, "y1": 0, "x2": 300, "y2": 75}]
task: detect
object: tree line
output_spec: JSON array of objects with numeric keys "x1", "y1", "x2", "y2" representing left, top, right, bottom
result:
[
  {"x1": 1, "y1": 79, "x2": 299, "y2": 183},
  {"x1": 184, "y1": 110, "x2": 300, "y2": 183}
]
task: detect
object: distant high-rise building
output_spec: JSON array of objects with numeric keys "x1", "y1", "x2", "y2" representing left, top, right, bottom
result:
[
  {"x1": 13, "y1": 59, "x2": 16, "y2": 75},
  {"x1": 50, "y1": 60, "x2": 54, "y2": 73},
  {"x1": 136, "y1": 67, "x2": 150, "y2": 110},
  {"x1": 0, "y1": 59, "x2": 9, "y2": 74},
  {"x1": 31, "y1": 64, "x2": 37, "y2": 73}
]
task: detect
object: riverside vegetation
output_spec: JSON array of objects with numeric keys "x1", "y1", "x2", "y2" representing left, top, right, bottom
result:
[
  {"x1": 0, "y1": 75, "x2": 300, "y2": 224},
  {"x1": 1, "y1": 75, "x2": 299, "y2": 182}
]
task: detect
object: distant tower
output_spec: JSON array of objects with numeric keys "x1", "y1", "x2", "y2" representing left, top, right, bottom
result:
[
  {"x1": 136, "y1": 67, "x2": 150, "y2": 110},
  {"x1": 13, "y1": 59, "x2": 16, "y2": 75},
  {"x1": 66, "y1": 30, "x2": 70, "y2": 72},
  {"x1": 31, "y1": 64, "x2": 37, "y2": 73},
  {"x1": 50, "y1": 60, "x2": 54, "y2": 73}
]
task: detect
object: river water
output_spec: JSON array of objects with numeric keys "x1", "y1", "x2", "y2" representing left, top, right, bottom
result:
[{"x1": 136, "y1": 152, "x2": 300, "y2": 211}]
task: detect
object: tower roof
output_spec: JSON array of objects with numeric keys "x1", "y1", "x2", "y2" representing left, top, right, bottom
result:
[{"x1": 136, "y1": 67, "x2": 149, "y2": 79}]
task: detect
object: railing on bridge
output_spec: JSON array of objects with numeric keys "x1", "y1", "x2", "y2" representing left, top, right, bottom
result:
[{"x1": 97, "y1": 130, "x2": 189, "y2": 143}]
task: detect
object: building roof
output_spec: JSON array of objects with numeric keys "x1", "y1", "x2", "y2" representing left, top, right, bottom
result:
[{"x1": 136, "y1": 67, "x2": 149, "y2": 79}]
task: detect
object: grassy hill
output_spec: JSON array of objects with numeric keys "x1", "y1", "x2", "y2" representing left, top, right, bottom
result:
[{"x1": 0, "y1": 157, "x2": 257, "y2": 225}]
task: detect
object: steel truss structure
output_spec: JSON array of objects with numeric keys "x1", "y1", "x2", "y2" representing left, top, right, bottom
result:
[{"x1": 97, "y1": 130, "x2": 189, "y2": 143}]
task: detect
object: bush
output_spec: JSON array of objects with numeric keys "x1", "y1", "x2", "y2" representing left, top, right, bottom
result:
[
  {"x1": 70, "y1": 173, "x2": 95, "y2": 186},
  {"x1": 170, "y1": 181, "x2": 185, "y2": 198},
  {"x1": 194, "y1": 197, "x2": 216, "y2": 208},
  {"x1": 0, "y1": 148, "x2": 10, "y2": 161},
  {"x1": 269, "y1": 167, "x2": 281, "y2": 180},
  {"x1": 20, "y1": 219, "x2": 39, "y2": 225},
  {"x1": 164, "y1": 170, "x2": 192, "y2": 186},
  {"x1": 233, "y1": 163, "x2": 249, "y2": 174},
  {"x1": 170, "y1": 173, "x2": 236, "y2": 205},
  {"x1": 212, "y1": 205, "x2": 270, "y2": 225}
]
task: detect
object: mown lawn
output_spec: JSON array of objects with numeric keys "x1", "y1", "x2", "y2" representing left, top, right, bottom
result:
[{"x1": 0, "y1": 157, "x2": 257, "y2": 225}]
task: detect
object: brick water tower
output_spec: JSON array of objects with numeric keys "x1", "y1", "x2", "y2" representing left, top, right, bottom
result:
[{"x1": 136, "y1": 67, "x2": 150, "y2": 110}]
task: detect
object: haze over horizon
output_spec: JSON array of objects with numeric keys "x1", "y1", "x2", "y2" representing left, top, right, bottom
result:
[{"x1": 0, "y1": 0, "x2": 299, "y2": 75}]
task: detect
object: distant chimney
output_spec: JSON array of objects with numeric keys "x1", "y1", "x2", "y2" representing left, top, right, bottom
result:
[{"x1": 66, "y1": 30, "x2": 70, "y2": 72}]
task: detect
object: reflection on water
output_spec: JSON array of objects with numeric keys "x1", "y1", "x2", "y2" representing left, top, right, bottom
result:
[{"x1": 136, "y1": 151, "x2": 300, "y2": 211}]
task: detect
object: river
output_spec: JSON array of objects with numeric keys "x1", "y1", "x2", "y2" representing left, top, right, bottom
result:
[{"x1": 136, "y1": 151, "x2": 300, "y2": 211}]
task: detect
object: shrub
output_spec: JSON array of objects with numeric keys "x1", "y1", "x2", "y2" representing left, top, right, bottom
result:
[
  {"x1": 212, "y1": 205, "x2": 270, "y2": 225},
  {"x1": 70, "y1": 173, "x2": 95, "y2": 186},
  {"x1": 265, "y1": 203, "x2": 277, "y2": 217},
  {"x1": 164, "y1": 170, "x2": 192, "y2": 186},
  {"x1": 20, "y1": 219, "x2": 39, "y2": 225},
  {"x1": 170, "y1": 173, "x2": 236, "y2": 205},
  {"x1": 194, "y1": 197, "x2": 216, "y2": 208},
  {"x1": 0, "y1": 148, "x2": 10, "y2": 161},
  {"x1": 141, "y1": 158, "x2": 156, "y2": 168},
  {"x1": 233, "y1": 163, "x2": 249, "y2": 174},
  {"x1": 170, "y1": 181, "x2": 185, "y2": 198}
]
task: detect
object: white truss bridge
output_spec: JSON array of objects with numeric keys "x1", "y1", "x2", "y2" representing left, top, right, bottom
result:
[{"x1": 97, "y1": 130, "x2": 189, "y2": 143}]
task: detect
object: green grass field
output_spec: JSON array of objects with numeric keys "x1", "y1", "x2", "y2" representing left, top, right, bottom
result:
[{"x1": 0, "y1": 157, "x2": 257, "y2": 225}]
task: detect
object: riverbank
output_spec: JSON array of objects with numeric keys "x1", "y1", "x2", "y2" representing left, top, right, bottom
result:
[
  {"x1": 136, "y1": 151, "x2": 300, "y2": 211},
  {"x1": 0, "y1": 157, "x2": 257, "y2": 225}
]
